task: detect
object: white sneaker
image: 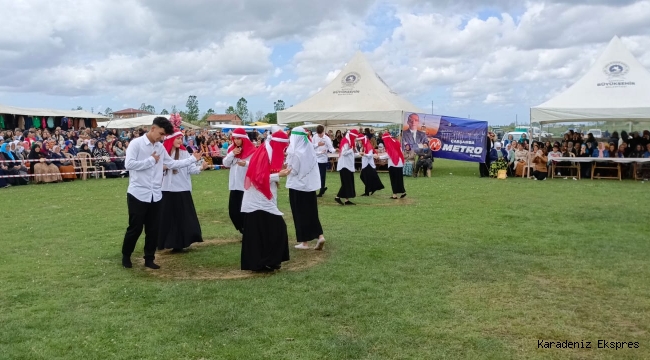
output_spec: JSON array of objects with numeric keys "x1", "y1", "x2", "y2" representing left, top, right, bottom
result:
[
  {"x1": 314, "y1": 238, "x2": 326, "y2": 251},
  {"x1": 294, "y1": 243, "x2": 310, "y2": 250},
  {"x1": 533, "y1": 178, "x2": 538, "y2": 181}
]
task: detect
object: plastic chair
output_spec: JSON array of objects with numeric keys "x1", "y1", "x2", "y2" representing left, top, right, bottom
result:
[{"x1": 76, "y1": 153, "x2": 104, "y2": 180}]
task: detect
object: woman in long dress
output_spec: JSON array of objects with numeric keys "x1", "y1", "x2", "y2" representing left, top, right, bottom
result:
[
  {"x1": 157, "y1": 131, "x2": 204, "y2": 252},
  {"x1": 241, "y1": 130, "x2": 291, "y2": 273},
  {"x1": 358, "y1": 135, "x2": 384, "y2": 196},
  {"x1": 380, "y1": 132, "x2": 407, "y2": 199},
  {"x1": 29, "y1": 143, "x2": 62, "y2": 184},
  {"x1": 222, "y1": 128, "x2": 255, "y2": 235},
  {"x1": 334, "y1": 129, "x2": 360, "y2": 206},
  {"x1": 285, "y1": 127, "x2": 326, "y2": 250}
]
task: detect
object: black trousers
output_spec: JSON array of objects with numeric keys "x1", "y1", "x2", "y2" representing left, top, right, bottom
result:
[
  {"x1": 318, "y1": 162, "x2": 327, "y2": 190},
  {"x1": 122, "y1": 193, "x2": 161, "y2": 261}
]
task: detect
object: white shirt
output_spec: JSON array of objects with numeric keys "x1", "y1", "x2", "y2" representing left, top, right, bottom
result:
[
  {"x1": 125, "y1": 135, "x2": 198, "y2": 203},
  {"x1": 161, "y1": 149, "x2": 202, "y2": 192},
  {"x1": 222, "y1": 152, "x2": 251, "y2": 191},
  {"x1": 336, "y1": 144, "x2": 355, "y2": 172},
  {"x1": 312, "y1": 134, "x2": 335, "y2": 163},
  {"x1": 361, "y1": 149, "x2": 376, "y2": 169},
  {"x1": 241, "y1": 173, "x2": 282, "y2": 216},
  {"x1": 286, "y1": 159, "x2": 321, "y2": 192},
  {"x1": 379, "y1": 154, "x2": 404, "y2": 168}
]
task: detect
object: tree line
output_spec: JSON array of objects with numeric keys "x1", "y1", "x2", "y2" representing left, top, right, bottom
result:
[{"x1": 86, "y1": 97, "x2": 287, "y2": 126}]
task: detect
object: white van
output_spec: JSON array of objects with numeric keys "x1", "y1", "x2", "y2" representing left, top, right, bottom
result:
[{"x1": 587, "y1": 129, "x2": 602, "y2": 138}]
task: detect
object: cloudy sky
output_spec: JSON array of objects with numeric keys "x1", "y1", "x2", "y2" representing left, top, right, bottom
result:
[{"x1": 1, "y1": 0, "x2": 649, "y2": 125}]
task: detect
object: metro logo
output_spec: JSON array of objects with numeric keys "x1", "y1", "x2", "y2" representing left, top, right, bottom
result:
[{"x1": 441, "y1": 144, "x2": 483, "y2": 155}]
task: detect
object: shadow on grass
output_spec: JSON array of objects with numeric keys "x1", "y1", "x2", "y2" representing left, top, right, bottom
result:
[{"x1": 143, "y1": 238, "x2": 328, "y2": 280}]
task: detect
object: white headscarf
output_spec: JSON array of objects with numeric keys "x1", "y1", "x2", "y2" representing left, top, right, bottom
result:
[{"x1": 285, "y1": 126, "x2": 320, "y2": 192}]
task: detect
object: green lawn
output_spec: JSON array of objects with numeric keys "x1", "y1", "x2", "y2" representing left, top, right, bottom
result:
[{"x1": 1, "y1": 160, "x2": 648, "y2": 360}]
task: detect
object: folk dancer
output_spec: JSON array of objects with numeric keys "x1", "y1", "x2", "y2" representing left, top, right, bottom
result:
[
  {"x1": 334, "y1": 129, "x2": 360, "y2": 205},
  {"x1": 222, "y1": 128, "x2": 256, "y2": 235},
  {"x1": 286, "y1": 127, "x2": 326, "y2": 250},
  {"x1": 381, "y1": 132, "x2": 407, "y2": 199},
  {"x1": 358, "y1": 134, "x2": 384, "y2": 196},
  {"x1": 121, "y1": 117, "x2": 202, "y2": 269},
  {"x1": 241, "y1": 130, "x2": 291, "y2": 273}
]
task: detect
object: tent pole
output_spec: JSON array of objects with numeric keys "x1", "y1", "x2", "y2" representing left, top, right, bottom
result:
[{"x1": 527, "y1": 109, "x2": 532, "y2": 179}]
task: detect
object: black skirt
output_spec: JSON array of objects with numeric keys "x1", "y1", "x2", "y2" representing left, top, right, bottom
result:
[
  {"x1": 228, "y1": 190, "x2": 245, "y2": 234},
  {"x1": 337, "y1": 168, "x2": 356, "y2": 199},
  {"x1": 241, "y1": 210, "x2": 290, "y2": 271},
  {"x1": 388, "y1": 166, "x2": 406, "y2": 194},
  {"x1": 360, "y1": 166, "x2": 384, "y2": 195},
  {"x1": 289, "y1": 189, "x2": 323, "y2": 242},
  {"x1": 158, "y1": 191, "x2": 203, "y2": 250}
]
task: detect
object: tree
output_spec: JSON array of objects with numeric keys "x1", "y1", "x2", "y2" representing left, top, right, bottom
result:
[
  {"x1": 274, "y1": 100, "x2": 285, "y2": 112},
  {"x1": 201, "y1": 108, "x2": 215, "y2": 122},
  {"x1": 139, "y1": 103, "x2": 156, "y2": 114},
  {"x1": 185, "y1": 95, "x2": 200, "y2": 123},
  {"x1": 171, "y1": 105, "x2": 178, "y2": 114},
  {"x1": 160, "y1": 109, "x2": 169, "y2": 115},
  {"x1": 235, "y1": 97, "x2": 249, "y2": 124},
  {"x1": 104, "y1": 107, "x2": 113, "y2": 117},
  {"x1": 254, "y1": 110, "x2": 265, "y2": 122},
  {"x1": 73, "y1": 106, "x2": 83, "y2": 110},
  {"x1": 225, "y1": 106, "x2": 236, "y2": 114},
  {"x1": 265, "y1": 112, "x2": 277, "y2": 124}
]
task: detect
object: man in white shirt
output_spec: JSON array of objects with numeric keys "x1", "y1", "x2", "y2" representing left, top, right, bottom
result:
[
  {"x1": 122, "y1": 117, "x2": 202, "y2": 270},
  {"x1": 311, "y1": 125, "x2": 335, "y2": 197}
]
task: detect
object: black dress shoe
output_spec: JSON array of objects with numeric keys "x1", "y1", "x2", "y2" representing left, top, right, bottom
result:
[
  {"x1": 400, "y1": 193, "x2": 407, "y2": 198},
  {"x1": 122, "y1": 257, "x2": 132, "y2": 269},
  {"x1": 361, "y1": 193, "x2": 369, "y2": 196},
  {"x1": 344, "y1": 201, "x2": 356, "y2": 205},
  {"x1": 144, "y1": 261, "x2": 161, "y2": 270},
  {"x1": 334, "y1": 197, "x2": 344, "y2": 205},
  {"x1": 170, "y1": 248, "x2": 185, "y2": 253}
]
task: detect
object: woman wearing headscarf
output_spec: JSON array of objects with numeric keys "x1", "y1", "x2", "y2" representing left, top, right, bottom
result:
[
  {"x1": 222, "y1": 128, "x2": 255, "y2": 235},
  {"x1": 50, "y1": 145, "x2": 76, "y2": 181},
  {"x1": 380, "y1": 132, "x2": 407, "y2": 199},
  {"x1": 157, "y1": 130, "x2": 204, "y2": 252},
  {"x1": 241, "y1": 130, "x2": 291, "y2": 273},
  {"x1": 0, "y1": 142, "x2": 25, "y2": 186},
  {"x1": 285, "y1": 127, "x2": 327, "y2": 250},
  {"x1": 335, "y1": 129, "x2": 360, "y2": 206},
  {"x1": 358, "y1": 134, "x2": 384, "y2": 197},
  {"x1": 29, "y1": 143, "x2": 62, "y2": 183},
  {"x1": 489, "y1": 142, "x2": 509, "y2": 177},
  {"x1": 63, "y1": 140, "x2": 78, "y2": 156},
  {"x1": 92, "y1": 140, "x2": 119, "y2": 178},
  {"x1": 402, "y1": 144, "x2": 416, "y2": 176},
  {"x1": 198, "y1": 140, "x2": 213, "y2": 168}
]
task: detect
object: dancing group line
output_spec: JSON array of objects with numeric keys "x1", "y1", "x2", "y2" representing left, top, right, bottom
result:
[{"x1": 120, "y1": 118, "x2": 407, "y2": 273}]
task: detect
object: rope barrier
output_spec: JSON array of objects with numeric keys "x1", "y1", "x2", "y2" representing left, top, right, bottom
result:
[
  {"x1": 0, "y1": 168, "x2": 128, "y2": 179},
  {"x1": 0, "y1": 156, "x2": 126, "y2": 164}
]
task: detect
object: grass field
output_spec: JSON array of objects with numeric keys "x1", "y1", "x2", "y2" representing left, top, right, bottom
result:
[{"x1": 1, "y1": 160, "x2": 649, "y2": 359}]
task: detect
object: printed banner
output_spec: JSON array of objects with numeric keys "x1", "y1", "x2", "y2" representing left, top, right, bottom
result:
[{"x1": 401, "y1": 113, "x2": 488, "y2": 163}]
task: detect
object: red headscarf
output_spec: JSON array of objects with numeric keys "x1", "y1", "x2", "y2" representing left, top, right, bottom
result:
[
  {"x1": 338, "y1": 129, "x2": 360, "y2": 157},
  {"x1": 382, "y1": 133, "x2": 404, "y2": 165},
  {"x1": 163, "y1": 131, "x2": 185, "y2": 155},
  {"x1": 227, "y1": 128, "x2": 255, "y2": 159},
  {"x1": 244, "y1": 130, "x2": 290, "y2": 200},
  {"x1": 360, "y1": 135, "x2": 373, "y2": 154}
]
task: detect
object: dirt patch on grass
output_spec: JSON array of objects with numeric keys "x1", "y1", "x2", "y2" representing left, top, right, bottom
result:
[{"x1": 146, "y1": 238, "x2": 328, "y2": 280}]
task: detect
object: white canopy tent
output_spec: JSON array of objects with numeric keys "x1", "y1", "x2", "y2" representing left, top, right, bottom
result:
[
  {"x1": 531, "y1": 36, "x2": 650, "y2": 126},
  {"x1": 278, "y1": 51, "x2": 424, "y2": 126},
  {"x1": 0, "y1": 104, "x2": 108, "y2": 119},
  {"x1": 99, "y1": 115, "x2": 199, "y2": 129}
]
